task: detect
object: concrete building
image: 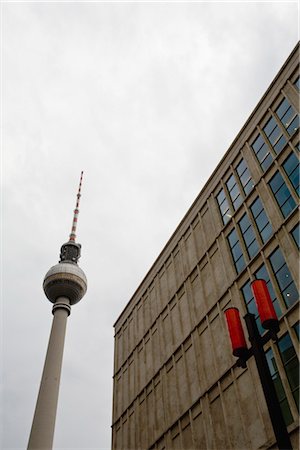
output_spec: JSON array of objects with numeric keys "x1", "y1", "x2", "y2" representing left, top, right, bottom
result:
[{"x1": 112, "y1": 44, "x2": 299, "y2": 450}]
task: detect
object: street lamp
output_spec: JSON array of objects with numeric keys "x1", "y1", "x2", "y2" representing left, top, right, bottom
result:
[{"x1": 224, "y1": 279, "x2": 292, "y2": 450}]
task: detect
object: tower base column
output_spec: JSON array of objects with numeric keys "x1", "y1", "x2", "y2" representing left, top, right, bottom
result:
[{"x1": 27, "y1": 297, "x2": 70, "y2": 450}]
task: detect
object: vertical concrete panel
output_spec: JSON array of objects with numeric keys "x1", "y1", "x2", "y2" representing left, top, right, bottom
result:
[
  {"x1": 222, "y1": 382, "x2": 249, "y2": 450},
  {"x1": 149, "y1": 285, "x2": 158, "y2": 323},
  {"x1": 159, "y1": 269, "x2": 169, "y2": 309},
  {"x1": 236, "y1": 369, "x2": 268, "y2": 449},
  {"x1": 210, "y1": 247, "x2": 226, "y2": 296},
  {"x1": 198, "y1": 326, "x2": 217, "y2": 390},
  {"x1": 123, "y1": 324, "x2": 128, "y2": 363},
  {"x1": 144, "y1": 295, "x2": 151, "y2": 331},
  {"x1": 117, "y1": 333, "x2": 123, "y2": 369},
  {"x1": 185, "y1": 340, "x2": 200, "y2": 404},
  {"x1": 170, "y1": 301, "x2": 182, "y2": 348},
  {"x1": 167, "y1": 258, "x2": 177, "y2": 300},
  {"x1": 181, "y1": 423, "x2": 193, "y2": 450},
  {"x1": 185, "y1": 228, "x2": 198, "y2": 271},
  {"x1": 178, "y1": 291, "x2": 191, "y2": 337},
  {"x1": 162, "y1": 311, "x2": 173, "y2": 358},
  {"x1": 218, "y1": 237, "x2": 236, "y2": 285},
  {"x1": 166, "y1": 364, "x2": 178, "y2": 425},
  {"x1": 190, "y1": 270, "x2": 206, "y2": 323},
  {"x1": 137, "y1": 301, "x2": 144, "y2": 341},
  {"x1": 174, "y1": 247, "x2": 184, "y2": 287},
  {"x1": 175, "y1": 352, "x2": 190, "y2": 415},
  {"x1": 122, "y1": 367, "x2": 129, "y2": 411},
  {"x1": 146, "y1": 388, "x2": 155, "y2": 445},
  {"x1": 122, "y1": 417, "x2": 128, "y2": 450},
  {"x1": 200, "y1": 262, "x2": 215, "y2": 310},
  {"x1": 171, "y1": 433, "x2": 181, "y2": 449},
  {"x1": 128, "y1": 359, "x2": 135, "y2": 406},
  {"x1": 154, "y1": 377, "x2": 165, "y2": 439},
  {"x1": 138, "y1": 396, "x2": 148, "y2": 450},
  {"x1": 191, "y1": 404, "x2": 206, "y2": 450},
  {"x1": 115, "y1": 373, "x2": 122, "y2": 419},
  {"x1": 201, "y1": 205, "x2": 215, "y2": 248},
  {"x1": 128, "y1": 411, "x2": 135, "y2": 450},
  {"x1": 210, "y1": 395, "x2": 227, "y2": 450},
  {"x1": 192, "y1": 217, "x2": 206, "y2": 261},
  {"x1": 114, "y1": 424, "x2": 122, "y2": 450},
  {"x1": 145, "y1": 335, "x2": 152, "y2": 383},
  {"x1": 128, "y1": 316, "x2": 134, "y2": 356},
  {"x1": 210, "y1": 314, "x2": 231, "y2": 375},
  {"x1": 137, "y1": 344, "x2": 146, "y2": 392},
  {"x1": 152, "y1": 326, "x2": 160, "y2": 372}
]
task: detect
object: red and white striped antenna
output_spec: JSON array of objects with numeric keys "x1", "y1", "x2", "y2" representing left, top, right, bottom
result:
[{"x1": 69, "y1": 171, "x2": 83, "y2": 242}]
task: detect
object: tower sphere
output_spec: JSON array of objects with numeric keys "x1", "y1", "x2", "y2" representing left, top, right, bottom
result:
[{"x1": 43, "y1": 262, "x2": 87, "y2": 305}]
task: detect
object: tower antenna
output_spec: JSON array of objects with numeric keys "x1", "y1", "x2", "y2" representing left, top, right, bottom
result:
[{"x1": 69, "y1": 170, "x2": 83, "y2": 242}]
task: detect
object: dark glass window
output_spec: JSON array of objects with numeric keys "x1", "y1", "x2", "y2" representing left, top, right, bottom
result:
[
  {"x1": 238, "y1": 213, "x2": 259, "y2": 259},
  {"x1": 294, "y1": 77, "x2": 300, "y2": 91},
  {"x1": 291, "y1": 224, "x2": 300, "y2": 248},
  {"x1": 294, "y1": 322, "x2": 300, "y2": 340},
  {"x1": 283, "y1": 152, "x2": 300, "y2": 196},
  {"x1": 269, "y1": 171, "x2": 296, "y2": 218},
  {"x1": 277, "y1": 333, "x2": 299, "y2": 410},
  {"x1": 250, "y1": 197, "x2": 273, "y2": 243},
  {"x1": 266, "y1": 347, "x2": 293, "y2": 426},
  {"x1": 227, "y1": 229, "x2": 246, "y2": 273},
  {"x1": 251, "y1": 134, "x2": 273, "y2": 171},
  {"x1": 263, "y1": 116, "x2": 287, "y2": 154},
  {"x1": 241, "y1": 264, "x2": 281, "y2": 335},
  {"x1": 276, "y1": 97, "x2": 299, "y2": 136},
  {"x1": 269, "y1": 248, "x2": 299, "y2": 308},
  {"x1": 216, "y1": 188, "x2": 232, "y2": 225},
  {"x1": 236, "y1": 159, "x2": 254, "y2": 195},
  {"x1": 226, "y1": 174, "x2": 242, "y2": 211}
]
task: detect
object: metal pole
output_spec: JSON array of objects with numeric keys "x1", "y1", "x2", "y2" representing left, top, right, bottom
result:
[
  {"x1": 27, "y1": 297, "x2": 71, "y2": 450},
  {"x1": 244, "y1": 313, "x2": 292, "y2": 450}
]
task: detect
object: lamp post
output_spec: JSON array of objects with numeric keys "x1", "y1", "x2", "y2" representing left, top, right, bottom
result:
[{"x1": 224, "y1": 279, "x2": 292, "y2": 450}]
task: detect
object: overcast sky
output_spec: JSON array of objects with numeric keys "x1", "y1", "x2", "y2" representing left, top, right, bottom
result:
[{"x1": 1, "y1": 1, "x2": 298, "y2": 449}]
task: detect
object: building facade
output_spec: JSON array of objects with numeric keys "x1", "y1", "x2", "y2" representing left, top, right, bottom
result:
[{"x1": 112, "y1": 44, "x2": 299, "y2": 450}]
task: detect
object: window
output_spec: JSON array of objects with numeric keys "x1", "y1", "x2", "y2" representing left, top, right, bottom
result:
[
  {"x1": 251, "y1": 133, "x2": 273, "y2": 171},
  {"x1": 266, "y1": 347, "x2": 293, "y2": 426},
  {"x1": 269, "y1": 171, "x2": 296, "y2": 218},
  {"x1": 216, "y1": 188, "x2": 231, "y2": 225},
  {"x1": 241, "y1": 264, "x2": 281, "y2": 335},
  {"x1": 238, "y1": 213, "x2": 259, "y2": 259},
  {"x1": 263, "y1": 116, "x2": 287, "y2": 154},
  {"x1": 250, "y1": 197, "x2": 273, "y2": 243},
  {"x1": 293, "y1": 322, "x2": 300, "y2": 340},
  {"x1": 291, "y1": 224, "x2": 299, "y2": 248},
  {"x1": 277, "y1": 333, "x2": 299, "y2": 410},
  {"x1": 236, "y1": 159, "x2": 254, "y2": 195},
  {"x1": 227, "y1": 229, "x2": 246, "y2": 273},
  {"x1": 226, "y1": 174, "x2": 242, "y2": 211},
  {"x1": 283, "y1": 152, "x2": 300, "y2": 196},
  {"x1": 294, "y1": 76, "x2": 300, "y2": 91},
  {"x1": 269, "y1": 248, "x2": 299, "y2": 308},
  {"x1": 276, "y1": 97, "x2": 299, "y2": 136}
]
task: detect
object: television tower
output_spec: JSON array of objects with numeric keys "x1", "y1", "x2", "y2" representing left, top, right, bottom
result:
[{"x1": 27, "y1": 172, "x2": 87, "y2": 450}]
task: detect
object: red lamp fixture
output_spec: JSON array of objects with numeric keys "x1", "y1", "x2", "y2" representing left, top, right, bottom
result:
[
  {"x1": 251, "y1": 279, "x2": 279, "y2": 331},
  {"x1": 223, "y1": 284, "x2": 291, "y2": 450},
  {"x1": 224, "y1": 307, "x2": 248, "y2": 357}
]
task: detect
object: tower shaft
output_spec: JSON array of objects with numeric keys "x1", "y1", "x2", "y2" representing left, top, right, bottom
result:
[{"x1": 27, "y1": 298, "x2": 71, "y2": 450}]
